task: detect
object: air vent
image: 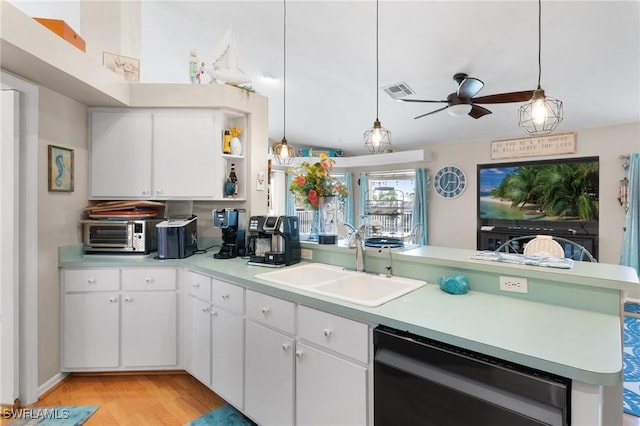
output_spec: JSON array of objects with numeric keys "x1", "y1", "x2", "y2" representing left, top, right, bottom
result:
[{"x1": 382, "y1": 82, "x2": 415, "y2": 100}]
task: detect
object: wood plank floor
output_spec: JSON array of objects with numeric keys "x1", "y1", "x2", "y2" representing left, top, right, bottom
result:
[
  {"x1": 1, "y1": 373, "x2": 225, "y2": 426},
  {"x1": 4, "y1": 373, "x2": 640, "y2": 425}
]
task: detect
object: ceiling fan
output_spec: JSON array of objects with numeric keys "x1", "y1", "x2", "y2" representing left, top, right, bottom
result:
[{"x1": 399, "y1": 73, "x2": 535, "y2": 120}]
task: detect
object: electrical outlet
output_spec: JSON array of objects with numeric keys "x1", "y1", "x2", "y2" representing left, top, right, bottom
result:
[
  {"x1": 499, "y1": 276, "x2": 528, "y2": 293},
  {"x1": 300, "y1": 248, "x2": 313, "y2": 260}
]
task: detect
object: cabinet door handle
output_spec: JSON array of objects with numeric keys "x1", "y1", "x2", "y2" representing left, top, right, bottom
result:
[
  {"x1": 201, "y1": 306, "x2": 210, "y2": 313},
  {"x1": 108, "y1": 297, "x2": 118, "y2": 303},
  {"x1": 156, "y1": 189, "x2": 163, "y2": 195},
  {"x1": 145, "y1": 277, "x2": 153, "y2": 283},
  {"x1": 221, "y1": 294, "x2": 230, "y2": 300},
  {"x1": 142, "y1": 190, "x2": 150, "y2": 196},
  {"x1": 193, "y1": 283, "x2": 200, "y2": 288},
  {"x1": 323, "y1": 328, "x2": 332, "y2": 337},
  {"x1": 210, "y1": 310, "x2": 218, "y2": 318},
  {"x1": 295, "y1": 350, "x2": 304, "y2": 359},
  {"x1": 87, "y1": 278, "x2": 96, "y2": 284},
  {"x1": 124, "y1": 297, "x2": 132, "y2": 302},
  {"x1": 282, "y1": 343, "x2": 290, "y2": 352},
  {"x1": 261, "y1": 307, "x2": 271, "y2": 315}
]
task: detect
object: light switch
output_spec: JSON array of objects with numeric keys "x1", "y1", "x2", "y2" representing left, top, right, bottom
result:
[{"x1": 257, "y1": 172, "x2": 266, "y2": 191}]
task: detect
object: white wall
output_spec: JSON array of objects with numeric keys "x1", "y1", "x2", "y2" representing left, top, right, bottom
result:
[
  {"x1": 425, "y1": 124, "x2": 638, "y2": 265},
  {"x1": 37, "y1": 87, "x2": 88, "y2": 385}
]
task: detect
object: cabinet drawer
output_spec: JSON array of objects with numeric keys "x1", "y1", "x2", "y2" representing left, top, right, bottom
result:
[
  {"x1": 298, "y1": 306, "x2": 369, "y2": 363},
  {"x1": 212, "y1": 279, "x2": 244, "y2": 314},
  {"x1": 246, "y1": 290, "x2": 295, "y2": 334},
  {"x1": 64, "y1": 269, "x2": 119, "y2": 292},
  {"x1": 187, "y1": 270, "x2": 212, "y2": 301},
  {"x1": 122, "y1": 268, "x2": 176, "y2": 291}
]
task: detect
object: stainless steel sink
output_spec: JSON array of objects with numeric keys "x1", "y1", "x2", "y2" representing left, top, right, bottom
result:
[{"x1": 254, "y1": 263, "x2": 427, "y2": 307}]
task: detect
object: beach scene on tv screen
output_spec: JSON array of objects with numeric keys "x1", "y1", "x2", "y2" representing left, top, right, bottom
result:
[{"x1": 479, "y1": 161, "x2": 599, "y2": 222}]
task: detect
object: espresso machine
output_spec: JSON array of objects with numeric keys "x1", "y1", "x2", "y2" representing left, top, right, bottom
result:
[
  {"x1": 212, "y1": 209, "x2": 246, "y2": 259},
  {"x1": 247, "y1": 215, "x2": 300, "y2": 267}
]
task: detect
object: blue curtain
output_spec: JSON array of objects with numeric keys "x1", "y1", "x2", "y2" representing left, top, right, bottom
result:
[
  {"x1": 343, "y1": 172, "x2": 355, "y2": 226},
  {"x1": 358, "y1": 172, "x2": 368, "y2": 226},
  {"x1": 622, "y1": 153, "x2": 640, "y2": 275},
  {"x1": 413, "y1": 168, "x2": 429, "y2": 245},
  {"x1": 285, "y1": 171, "x2": 296, "y2": 216}
]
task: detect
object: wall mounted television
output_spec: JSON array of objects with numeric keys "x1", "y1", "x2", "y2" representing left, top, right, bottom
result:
[{"x1": 477, "y1": 156, "x2": 599, "y2": 235}]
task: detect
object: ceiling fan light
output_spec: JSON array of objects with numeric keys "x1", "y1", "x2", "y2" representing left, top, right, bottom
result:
[
  {"x1": 518, "y1": 90, "x2": 563, "y2": 135},
  {"x1": 364, "y1": 120, "x2": 392, "y2": 153},
  {"x1": 448, "y1": 103, "x2": 472, "y2": 117},
  {"x1": 272, "y1": 137, "x2": 296, "y2": 165}
]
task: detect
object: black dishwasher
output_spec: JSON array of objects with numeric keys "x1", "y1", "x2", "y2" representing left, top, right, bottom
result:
[{"x1": 374, "y1": 326, "x2": 571, "y2": 426}]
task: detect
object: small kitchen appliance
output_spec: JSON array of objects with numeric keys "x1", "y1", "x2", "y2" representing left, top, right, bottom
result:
[
  {"x1": 247, "y1": 215, "x2": 300, "y2": 267},
  {"x1": 82, "y1": 218, "x2": 161, "y2": 254},
  {"x1": 156, "y1": 216, "x2": 198, "y2": 259},
  {"x1": 156, "y1": 200, "x2": 198, "y2": 259},
  {"x1": 212, "y1": 209, "x2": 246, "y2": 259}
]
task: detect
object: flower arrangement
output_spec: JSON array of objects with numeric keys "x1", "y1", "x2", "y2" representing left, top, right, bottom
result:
[
  {"x1": 288, "y1": 153, "x2": 349, "y2": 209},
  {"x1": 229, "y1": 126, "x2": 242, "y2": 138}
]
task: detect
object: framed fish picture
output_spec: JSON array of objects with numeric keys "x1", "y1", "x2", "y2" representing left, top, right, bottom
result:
[{"x1": 48, "y1": 145, "x2": 74, "y2": 192}]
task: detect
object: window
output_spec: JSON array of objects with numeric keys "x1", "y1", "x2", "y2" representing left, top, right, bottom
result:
[{"x1": 365, "y1": 170, "x2": 416, "y2": 237}]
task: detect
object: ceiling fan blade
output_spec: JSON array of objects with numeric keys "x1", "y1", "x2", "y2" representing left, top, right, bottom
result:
[
  {"x1": 457, "y1": 77, "x2": 484, "y2": 99},
  {"x1": 414, "y1": 105, "x2": 449, "y2": 120},
  {"x1": 468, "y1": 105, "x2": 492, "y2": 119},
  {"x1": 472, "y1": 90, "x2": 535, "y2": 104},
  {"x1": 398, "y1": 99, "x2": 448, "y2": 104}
]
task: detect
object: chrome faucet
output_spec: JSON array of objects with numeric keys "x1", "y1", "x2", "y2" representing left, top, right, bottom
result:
[
  {"x1": 379, "y1": 245, "x2": 393, "y2": 277},
  {"x1": 344, "y1": 223, "x2": 366, "y2": 273}
]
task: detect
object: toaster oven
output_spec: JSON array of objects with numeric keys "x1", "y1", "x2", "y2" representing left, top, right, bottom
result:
[{"x1": 82, "y1": 219, "x2": 161, "y2": 253}]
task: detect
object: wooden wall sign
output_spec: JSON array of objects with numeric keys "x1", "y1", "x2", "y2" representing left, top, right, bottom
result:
[{"x1": 490, "y1": 132, "x2": 576, "y2": 160}]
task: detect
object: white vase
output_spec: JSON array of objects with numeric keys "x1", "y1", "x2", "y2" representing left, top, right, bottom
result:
[{"x1": 230, "y1": 137, "x2": 242, "y2": 155}]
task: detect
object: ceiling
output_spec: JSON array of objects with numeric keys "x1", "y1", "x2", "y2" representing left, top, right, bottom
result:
[{"x1": 142, "y1": 1, "x2": 640, "y2": 157}]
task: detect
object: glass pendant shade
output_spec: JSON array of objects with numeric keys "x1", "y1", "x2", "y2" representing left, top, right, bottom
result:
[
  {"x1": 518, "y1": 88, "x2": 563, "y2": 135},
  {"x1": 519, "y1": 0, "x2": 563, "y2": 135},
  {"x1": 364, "y1": 120, "x2": 392, "y2": 153},
  {"x1": 272, "y1": 137, "x2": 295, "y2": 165}
]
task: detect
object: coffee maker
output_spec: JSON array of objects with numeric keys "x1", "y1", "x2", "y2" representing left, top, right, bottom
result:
[
  {"x1": 247, "y1": 215, "x2": 300, "y2": 267},
  {"x1": 212, "y1": 209, "x2": 246, "y2": 259}
]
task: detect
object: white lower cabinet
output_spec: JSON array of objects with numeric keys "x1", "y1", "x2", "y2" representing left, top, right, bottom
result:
[
  {"x1": 245, "y1": 320, "x2": 295, "y2": 426},
  {"x1": 121, "y1": 291, "x2": 177, "y2": 367},
  {"x1": 295, "y1": 343, "x2": 367, "y2": 426},
  {"x1": 296, "y1": 305, "x2": 370, "y2": 426},
  {"x1": 242, "y1": 290, "x2": 371, "y2": 426},
  {"x1": 61, "y1": 267, "x2": 178, "y2": 371},
  {"x1": 186, "y1": 272, "x2": 245, "y2": 409},
  {"x1": 63, "y1": 292, "x2": 119, "y2": 369},
  {"x1": 210, "y1": 279, "x2": 245, "y2": 409},
  {"x1": 189, "y1": 296, "x2": 212, "y2": 386}
]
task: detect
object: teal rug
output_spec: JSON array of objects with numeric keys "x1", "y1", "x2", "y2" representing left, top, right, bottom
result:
[
  {"x1": 624, "y1": 314, "x2": 640, "y2": 417},
  {"x1": 7, "y1": 405, "x2": 98, "y2": 425},
  {"x1": 185, "y1": 404, "x2": 256, "y2": 426}
]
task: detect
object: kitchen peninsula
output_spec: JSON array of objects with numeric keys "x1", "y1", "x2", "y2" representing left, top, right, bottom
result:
[{"x1": 59, "y1": 241, "x2": 638, "y2": 426}]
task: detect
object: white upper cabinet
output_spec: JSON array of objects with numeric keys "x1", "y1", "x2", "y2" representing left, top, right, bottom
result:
[
  {"x1": 152, "y1": 110, "x2": 218, "y2": 199},
  {"x1": 90, "y1": 110, "x2": 153, "y2": 198},
  {"x1": 89, "y1": 108, "x2": 246, "y2": 200}
]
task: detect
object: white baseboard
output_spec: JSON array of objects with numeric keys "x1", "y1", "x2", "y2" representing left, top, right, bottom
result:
[{"x1": 38, "y1": 372, "x2": 69, "y2": 398}]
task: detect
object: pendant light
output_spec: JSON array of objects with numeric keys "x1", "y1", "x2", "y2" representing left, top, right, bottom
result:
[
  {"x1": 363, "y1": 0, "x2": 391, "y2": 154},
  {"x1": 518, "y1": 0, "x2": 563, "y2": 135},
  {"x1": 272, "y1": 0, "x2": 296, "y2": 165}
]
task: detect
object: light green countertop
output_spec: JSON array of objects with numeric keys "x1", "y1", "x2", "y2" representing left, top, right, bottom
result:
[{"x1": 59, "y1": 243, "x2": 639, "y2": 386}]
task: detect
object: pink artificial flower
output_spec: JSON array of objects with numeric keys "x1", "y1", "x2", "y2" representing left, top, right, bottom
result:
[
  {"x1": 295, "y1": 175, "x2": 305, "y2": 185},
  {"x1": 308, "y1": 189, "x2": 319, "y2": 208}
]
